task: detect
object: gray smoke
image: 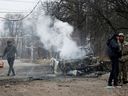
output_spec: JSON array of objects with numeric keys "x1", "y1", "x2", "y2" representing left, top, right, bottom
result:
[
  {"x1": 36, "y1": 14, "x2": 89, "y2": 60},
  {"x1": 35, "y1": 0, "x2": 93, "y2": 60}
]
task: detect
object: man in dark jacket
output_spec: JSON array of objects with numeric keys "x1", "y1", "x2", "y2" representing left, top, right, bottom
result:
[
  {"x1": 3, "y1": 40, "x2": 17, "y2": 76},
  {"x1": 107, "y1": 33, "x2": 121, "y2": 87}
]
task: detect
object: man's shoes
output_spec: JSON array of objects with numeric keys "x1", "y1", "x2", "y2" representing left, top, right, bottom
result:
[
  {"x1": 114, "y1": 83, "x2": 122, "y2": 88},
  {"x1": 118, "y1": 83, "x2": 123, "y2": 86},
  {"x1": 115, "y1": 85, "x2": 122, "y2": 88},
  {"x1": 12, "y1": 74, "x2": 15, "y2": 76},
  {"x1": 108, "y1": 83, "x2": 112, "y2": 86},
  {"x1": 105, "y1": 86, "x2": 115, "y2": 89},
  {"x1": 105, "y1": 84, "x2": 115, "y2": 89},
  {"x1": 7, "y1": 74, "x2": 15, "y2": 76},
  {"x1": 123, "y1": 81, "x2": 128, "y2": 84},
  {"x1": 113, "y1": 83, "x2": 118, "y2": 86}
]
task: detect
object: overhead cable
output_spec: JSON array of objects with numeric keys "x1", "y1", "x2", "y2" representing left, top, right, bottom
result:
[
  {"x1": 0, "y1": 11, "x2": 29, "y2": 13},
  {"x1": 0, "y1": 0, "x2": 41, "y2": 21},
  {"x1": 19, "y1": 0, "x2": 41, "y2": 21},
  {"x1": 0, "y1": 0, "x2": 35, "y2": 3}
]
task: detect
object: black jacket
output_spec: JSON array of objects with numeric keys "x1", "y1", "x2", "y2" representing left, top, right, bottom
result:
[
  {"x1": 3, "y1": 45, "x2": 17, "y2": 59},
  {"x1": 107, "y1": 39, "x2": 121, "y2": 58}
]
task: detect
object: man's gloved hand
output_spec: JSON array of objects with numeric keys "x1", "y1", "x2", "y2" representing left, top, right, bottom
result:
[
  {"x1": 119, "y1": 58, "x2": 125, "y2": 63},
  {"x1": 119, "y1": 55, "x2": 128, "y2": 62}
]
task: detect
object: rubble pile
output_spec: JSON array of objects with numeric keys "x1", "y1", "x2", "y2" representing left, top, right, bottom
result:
[{"x1": 58, "y1": 57, "x2": 111, "y2": 76}]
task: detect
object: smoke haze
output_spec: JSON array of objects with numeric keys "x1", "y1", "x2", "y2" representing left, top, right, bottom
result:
[
  {"x1": 35, "y1": 0, "x2": 93, "y2": 60},
  {"x1": 36, "y1": 14, "x2": 88, "y2": 60}
]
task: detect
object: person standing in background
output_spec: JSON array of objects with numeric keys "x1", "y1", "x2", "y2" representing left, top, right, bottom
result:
[
  {"x1": 118, "y1": 33, "x2": 128, "y2": 84},
  {"x1": 107, "y1": 33, "x2": 121, "y2": 87},
  {"x1": 3, "y1": 40, "x2": 17, "y2": 76}
]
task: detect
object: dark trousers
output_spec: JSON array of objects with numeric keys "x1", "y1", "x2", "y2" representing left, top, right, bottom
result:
[
  {"x1": 108, "y1": 57, "x2": 119, "y2": 86},
  {"x1": 7, "y1": 57, "x2": 15, "y2": 76}
]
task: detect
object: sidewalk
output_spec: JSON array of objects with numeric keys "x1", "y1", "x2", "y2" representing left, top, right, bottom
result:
[{"x1": 0, "y1": 60, "x2": 54, "y2": 80}]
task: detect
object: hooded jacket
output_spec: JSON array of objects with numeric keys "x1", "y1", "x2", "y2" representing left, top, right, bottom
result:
[
  {"x1": 3, "y1": 44, "x2": 17, "y2": 59},
  {"x1": 107, "y1": 36, "x2": 121, "y2": 58}
]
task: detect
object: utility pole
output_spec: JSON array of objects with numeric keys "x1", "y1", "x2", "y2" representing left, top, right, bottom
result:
[{"x1": 25, "y1": 44, "x2": 36, "y2": 63}]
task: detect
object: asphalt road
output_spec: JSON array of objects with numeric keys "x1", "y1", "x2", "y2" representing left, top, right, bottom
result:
[{"x1": 0, "y1": 60, "x2": 54, "y2": 80}]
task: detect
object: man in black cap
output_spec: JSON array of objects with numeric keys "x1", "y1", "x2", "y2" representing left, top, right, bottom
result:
[{"x1": 3, "y1": 40, "x2": 17, "y2": 76}]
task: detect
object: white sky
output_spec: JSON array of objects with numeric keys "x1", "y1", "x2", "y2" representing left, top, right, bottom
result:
[
  {"x1": 0, "y1": 0, "x2": 57, "y2": 32},
  {"x1": 0, "y1": 0, "x2": 47, "y2": 32},
  {"x1": 0, "y1": 0, "x2": 38, "y2": 17},
  {"x1": 0, "y1": 0, "x2": 57, "y2": 17}
]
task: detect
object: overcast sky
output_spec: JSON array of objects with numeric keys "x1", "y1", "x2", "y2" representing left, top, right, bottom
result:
[
  {"x1": 0, "y1": 0, "x2": 57, "y2": 17},
  {"x1": 0, "y1": 0, "x2": 47, "y2": 32},
  {"x1": 0, "y1": 0, "x2": 39, "y2": 17}
]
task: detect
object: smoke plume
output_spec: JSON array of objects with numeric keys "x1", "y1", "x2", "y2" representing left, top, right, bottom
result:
[
  {"x1": 36, "y1": 14, "x2": 89, "y2": 60},
  {"x1": 34, "y1": 0, "x2": 93, "y2": 60}
]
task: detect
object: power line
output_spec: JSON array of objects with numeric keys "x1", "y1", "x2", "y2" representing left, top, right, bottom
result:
[
  {"x1": 0, "y1": 17, "x2": 11, "y2": 21},
  {"x1": 19, "y1": 0, "x2": 41, "y2": 21},
  {"x1": 0, "y1": 11, "x2": 30, "y2": 13},
  {"x1": 0, "y1": 0, "x2": 41, "y2": 21},
  {"x1": 0, "y1": 0, "x2": 36, "y2": 3}
]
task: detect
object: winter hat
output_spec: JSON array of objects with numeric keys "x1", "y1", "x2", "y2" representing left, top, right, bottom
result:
[{"x1": 118, "y1": 33, "x2": 124, "y2": 36}]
